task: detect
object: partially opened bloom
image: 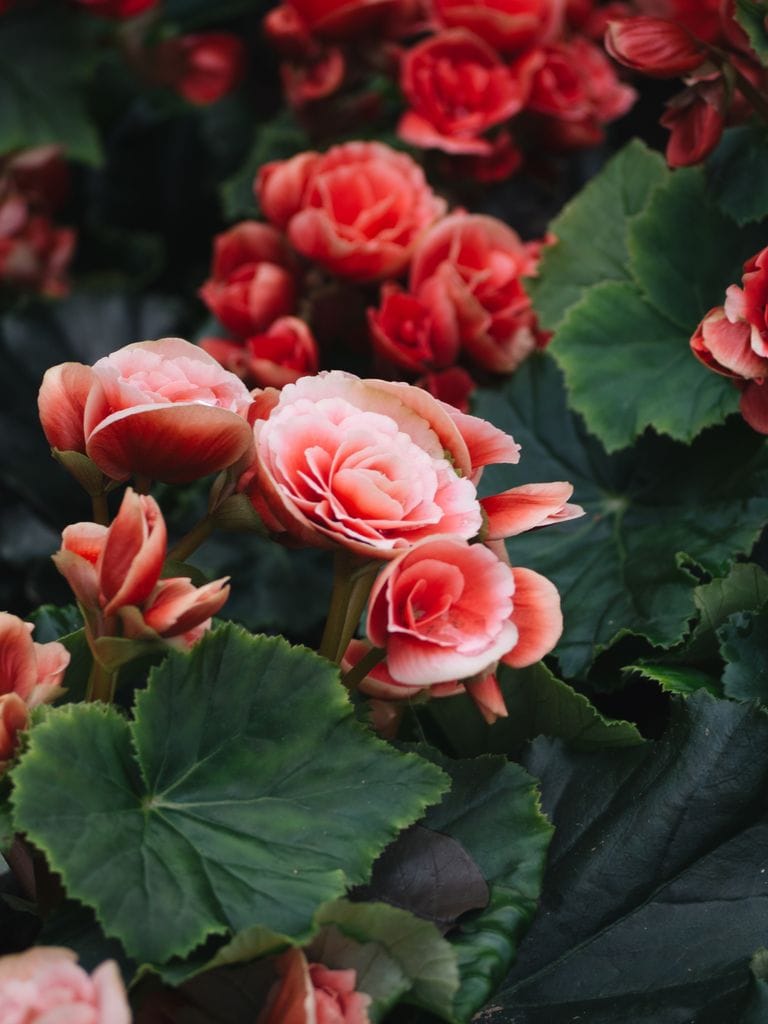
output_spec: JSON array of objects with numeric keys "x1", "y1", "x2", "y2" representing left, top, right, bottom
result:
[
  {"x1": 0, "y1": 613, "x2": 68, "y2": 768},
  {"x1": 432, "y1": 0, "x2": 565, "y2": 52},
  {"x1": 153, "y1": 32, "x2": 246, "y2": 105},
  {"x1": 199, "y1": 222, "x2": 298, "y2": 337},
  {"x1": 409, "y1": 213, "x2": 545, "y2": 373},
  {"x1": 201, "y1": 317, "x2": 319, "y2": 389},
  {"x1": 0, "y1": 947, "x2": 130, "y2": 1023},
  {"x1": 54, "y1": 488, "x2": 229, "y2": 656},
  {"x1": 365, "y1": 535, "x2": 562, "y2": 685},
  {"x1": 604, "y1": 16, "x2": 706, "y2": 76},
  {"x1": 38, "y1": 337, "x2": 254, "y2": 485},
  {"x1": 260, "y1": 948, "x2": 371, "y2": 1024}
]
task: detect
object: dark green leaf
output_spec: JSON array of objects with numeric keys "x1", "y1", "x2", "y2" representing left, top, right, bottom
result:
[
  {"x1": 624, "y1": 662, "x2": 721, "y2": 697},
  {"x1": 708, "y1": 121, "x2": 768, "y2": 224},
  {"x1": 549, "y1": 281, "x2": 736, "y2": 451},
  {"x1": 37, "y1": 901, "x2": 136, "y2": 981},
  {"x1": 415, "y1": 748, "x2": 553, "y2": 1022},
  {"x1": 684, "y1": 562, "x2": 768, "y2": 662},
  {"x1": 0, "y1": 11, "x2": 101, "y2": 163},
  {"x1": 425, "y1": 662, "x2": 642, "y2": 759},
  {"x1": 28, "y1": 604, "x2": 82, "y2": 643},
  {"x1": 628, "y1": 165, "x2": 765, "y2": 332},
  {"x1": 494, "y1": 693, "x2": 768, "y2": 1023},
  {"x1": 474, "y1": 355, "x2": 768, "y2": 677},
  {"x1": 719, "y1": 608, "x2": 768, "y2": 703},
  {"x1": 528, "y1": 141, "x2": 666, "y2": 331},
  {"x1": 357, "y1": 824, "x2": 489, "y2": 930},
  {"x1": 11, "y1": 624, "x2": 447, "y2": 965},
  {"x1": 310, "y1": 900, "x2": 460, "y2": 1022}
]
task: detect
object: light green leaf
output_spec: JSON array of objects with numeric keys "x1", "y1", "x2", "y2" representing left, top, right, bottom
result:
[
  {"x1": 528, "y1": 141, "x2": 667, "y2": 331},
  {"x1": 475, "y1": 355, "x2": 768, "y2": 677},
  {"x1": 549, "y1": 280, "x2": 737, "y2": 451},
  {"x1": 624, "y1": 662, "x2": 722, "y2": 697},
  {"x1": 735, "y1": 0, "x2": 768, "y2": 61},
  {"x1": 11, "y1": 624, "x2": 447, "y2": 965},
  {"x1": 628, "y1": 165, "x2": 765, "y2": 333},
  {"x1": 310, "y1": 900, "x2": 460, "y2": 1022}
]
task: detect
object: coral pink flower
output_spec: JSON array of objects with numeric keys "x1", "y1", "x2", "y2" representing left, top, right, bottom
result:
[
  {"x1": 398, "y1": 29, "x2": 529, "y2": 155},
  {"x1": 54, "y1": 488, "x2": 228, "y2": 652},
  {"x1": 0, "y1": 947, "x2": 130, "y2": 1023},
  {"x1": 199, "y1": 221, "x2": 298, "y2": 337},
  {"x1": 153, "y1": 33, "x2": 246, "y2": 105},
  {"x1": 410, "y1": 213, "x2": 544, "y2": 373},
  {"x1": 368, "y1": 279, "x2": 460, "y2": 373},
  {"x1": 240, "y1": 370, "x2": 583, "y2": 557},
  {"x1": 256, "y1": 141, "x2": 446, "y2": 281},
  {"x1": 201, "y1": 317, "x2": 319, "y2": 389},
  {"x1": 0, "y1": 613, "x2": 68, "y2": 768},
  {"x1": 432, "y1": 0, "x2": 565, "y2": 52},
  {"x1": 239, "y1": 370, "x2": 521, "y2": 557},
  {"x1": 272, "y1": 0, "x2": 419, "y2": 39},
  {"x1": 416, "y1": 366, "x2": 476, "y2": 412},
  {"x1": 260, "y1": 948, "x2": 371, "y2": 1024},
  {"x1": 365, "y1": 535, "x2": 562, "y2": 684},
  {"x1": 690, "y1": 247, "x2": 768, "y2": 434},
  {"x1": 38, "y1": 337, "x2": 254, "y2": 484}
]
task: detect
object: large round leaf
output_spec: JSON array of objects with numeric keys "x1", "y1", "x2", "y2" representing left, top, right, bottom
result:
[{"x1": 11, "y1": 624, "x2": 447, "y2": 965}]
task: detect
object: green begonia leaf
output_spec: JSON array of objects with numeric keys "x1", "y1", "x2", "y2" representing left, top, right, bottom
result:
[
  {"x1": 528, "y1": 141, "x2": 666, "y2": 331},
  {"x1": 719, "y1": 608, "x2": 768, "y2": 703},
  {"x1": 686, "y1": 562, "x2": 768, "y2": 661},
  {"x1": 10, "y1": 625, "x2": 447, "y2": 965},
  {"x1": 425, "y1": 662, "x2": 642, "y2": 759},
  {"x1": 474, "y1": 355, "x2": 768, "y2": 677},
  {"x1": 0, "y1": 12, "x2": 101, "y2": 163},
  {"x1": 549, "y1": 280, "x2": 736, "y2": 451},
  {"x1": 735, "y1": 0, "x2": 768, "y2": 61},
  {"x1": 708, "y1": 122, "x2": 768, "y2": 224},
  {"x1": 624, "y1": 662, "x2": 721, "y2": 697},
  {"x1": 310, "y1": 900, "x2": 460, "y2": 1022},
  {"x1": 493, "y1": 693, "x2": 768, "y2": 1022},
  {"x1": 628, "y1": 165, "x2": 765, "y2": 333},
  {"x1": 415, "y1": 747, "x2": 553, "y2": 1022}
]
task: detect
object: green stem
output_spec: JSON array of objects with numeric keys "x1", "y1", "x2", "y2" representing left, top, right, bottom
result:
[
  {"x1": 168, "y1": 516, "x2": 215, "y2": 563},
  {"x1": 86, "y1": 659, "x2": 117, "y2": 703},
  {"x1": 91, "y1": 491, "x2": 109, "y2": 526},
  {"x1": 341, "y1": 646, "x2": 386, "y2": 691},
  {"x1": 319, "y1": 551, "x2": 380, "y2": 664}
]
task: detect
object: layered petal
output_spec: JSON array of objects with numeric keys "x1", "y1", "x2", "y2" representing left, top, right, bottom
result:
[
  {"x1": 502, "y1": 566, "x2": 563, "y2": 668},
  {"x1": 481, "y1": 481, "x2": 584, "y2": 538},
  {"x1": 99, "y1": 491, "x2": 167, "y2": 615},
  {"x1": 38, "y1": 361, "x2": 94, "y2": 453}
]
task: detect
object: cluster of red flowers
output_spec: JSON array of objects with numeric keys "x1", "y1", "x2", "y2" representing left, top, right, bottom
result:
[
  {"x1": 0, "y1": 146, "x2": 75, "y2": 297},
  {"x1": 199, "y1": 139, "x2": 553, "y2": 408},
  {"x1": 606, "y1": 0, "x2": 768, "y2": 165},
  {"x1": 265, "y1": 0, "x2": 637, "y2": 177}
]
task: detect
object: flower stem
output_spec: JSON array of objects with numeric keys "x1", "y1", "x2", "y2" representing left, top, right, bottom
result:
[
  {"x1": 168, "y1": 516, "x2": 215, "y2": 563},
  {"x1": 133, "y1": 474, "x2": 152, "y2": 495},
  {"x1": 86, "y1": 659, "x2": 117, "y2": 703},
  {"x1": 341, "y1": 645, "x2": 386, "y2": 691},
  {"x1": 319, "y1": 551, "x2": 380, "y2": 664},
  {"x1": 91, "y1": 491, "x2": 109, "y2": 526}
]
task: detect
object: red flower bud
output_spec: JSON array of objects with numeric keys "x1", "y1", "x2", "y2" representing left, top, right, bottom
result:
[{"x1": 604, "y1": 16, "x2": 706, "y2": 76}]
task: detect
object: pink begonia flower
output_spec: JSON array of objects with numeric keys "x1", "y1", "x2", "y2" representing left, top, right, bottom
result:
[
  {"x1": 239, "y1": 370, "x2": 583, "y2": 558},
  {"x1": 259, "y1": 948, "x2": 371, "y2": 1024},
  {"x1": 0, "y1": 613, "x2": 69, "y2": 769},
  {"x1": 256, "y1": 141, "x2": 446, "y2": 282},
  {"x1": 38, "y1": 337, "x2": 254, "y2": 484},
  {"x1": 365, "y1": 535, "x2": 562, "y2": 685},
  {"x1": 0, "y1": 947, "x2": 130, "y2": 1024},
  {"x1": 54, "y1": 488, "x2": 228, "y2": 651},
  {"x1": 691, "y1": 246, "x2": 768, "y2": 434}
]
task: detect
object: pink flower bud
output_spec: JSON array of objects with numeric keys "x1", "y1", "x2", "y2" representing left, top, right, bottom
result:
[{"x1": 261, "y1": 948, "x2": 371, "y2": 1024}]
